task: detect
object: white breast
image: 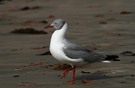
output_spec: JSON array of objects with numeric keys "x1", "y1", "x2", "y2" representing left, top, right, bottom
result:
[{"x1": 50, "y1": 30, "x2": 68, "y2": 62}]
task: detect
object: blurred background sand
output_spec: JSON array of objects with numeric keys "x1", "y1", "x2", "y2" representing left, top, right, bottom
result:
[{"x1": 0, "y1": 0, "x2": 135, "y2": 88}]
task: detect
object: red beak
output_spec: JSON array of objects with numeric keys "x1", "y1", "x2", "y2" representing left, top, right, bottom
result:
[{"x1": 44, "y1": 25, "x2": 53, "y2": 29}]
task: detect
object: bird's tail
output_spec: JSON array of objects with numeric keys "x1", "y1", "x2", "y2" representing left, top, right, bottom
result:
[{"x1": 102, "y1": 55, "x2": 120, "y2": 63}]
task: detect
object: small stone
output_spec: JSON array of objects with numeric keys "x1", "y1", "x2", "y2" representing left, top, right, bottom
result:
[{"x1": 13, "y1": 75, "x2": 20, "y2": 78}]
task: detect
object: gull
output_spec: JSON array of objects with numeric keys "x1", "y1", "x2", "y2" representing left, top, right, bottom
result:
[{"x1": 44, "y1": 19, "x2": 119, "y2": 84}]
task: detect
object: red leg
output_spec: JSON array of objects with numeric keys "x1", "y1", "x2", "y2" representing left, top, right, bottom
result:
[
  {"x1": 60, "y1": 68, "x2": 73, "y2": 78},
  {"x1": 59, "y1": 66, "x2": 76, "y2": 84},
  {"x1": 68, "y1": 66, "x2": 76, "y2": 84}
]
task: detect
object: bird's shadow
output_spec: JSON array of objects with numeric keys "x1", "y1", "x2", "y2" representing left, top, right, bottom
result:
[{"x1": 76, "y1": 70, "x2": 131, "y2": 80}]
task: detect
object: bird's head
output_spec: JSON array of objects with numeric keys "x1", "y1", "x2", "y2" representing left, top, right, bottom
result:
[{"x1": 44, "y1": 19, "x2": 66, "y2": 30}]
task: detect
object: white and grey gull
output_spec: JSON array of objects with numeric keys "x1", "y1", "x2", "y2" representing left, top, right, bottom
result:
[{"x1": 44, "y1": 19, "x2": 119, "y2": 84}]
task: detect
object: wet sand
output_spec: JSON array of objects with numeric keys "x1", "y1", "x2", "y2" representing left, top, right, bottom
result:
[{"x1": 0, "y1": 0, "x2": 135, "y2": 88}]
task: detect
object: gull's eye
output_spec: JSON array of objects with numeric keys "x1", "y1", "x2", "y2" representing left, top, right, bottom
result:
[
  {"x1": 54, "y1": 22, "x2": 59, "y2": 27},
  {"x1": 54, "y1": 22, "x2": 58, "y2": 25}
]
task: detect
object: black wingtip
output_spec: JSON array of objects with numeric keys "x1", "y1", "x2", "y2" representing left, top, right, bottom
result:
[{"x1": 105, "y1": 55, "x2": 120, "y2": 61}]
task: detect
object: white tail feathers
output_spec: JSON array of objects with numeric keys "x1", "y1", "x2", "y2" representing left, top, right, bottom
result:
[{"x1": 102, "y1": 60, "x2": 111, "y2": 63}]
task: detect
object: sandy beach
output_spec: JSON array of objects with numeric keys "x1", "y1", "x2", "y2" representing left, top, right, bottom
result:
[{"x1": 0, "y1": 0, "x2": 135, "y2": 88}]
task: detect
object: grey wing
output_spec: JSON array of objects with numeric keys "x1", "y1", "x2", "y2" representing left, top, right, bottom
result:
[
  {"x1": 63, "y1": 39, "x2": 90, "y2": 52},
  {"x1": 63, "y1": 46, "x2": 106, "y2": 63}
]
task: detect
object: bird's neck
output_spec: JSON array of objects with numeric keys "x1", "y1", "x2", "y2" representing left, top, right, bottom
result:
[{"x1": 52, "y1": 23, "x2": 68, "y2": 40}]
